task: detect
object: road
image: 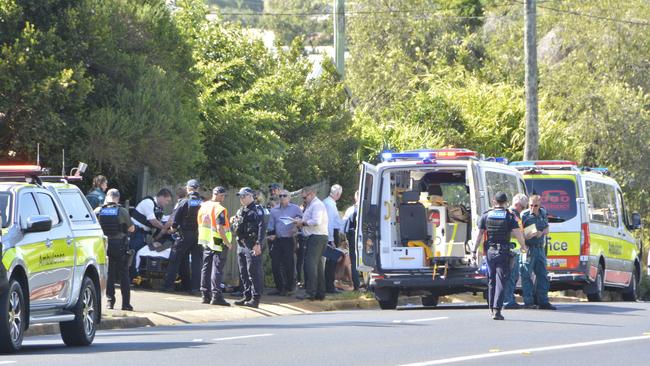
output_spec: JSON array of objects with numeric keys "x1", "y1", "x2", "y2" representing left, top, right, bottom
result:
[{"x1": 6, "y1": 301, "x2": 650, "y2": 366}]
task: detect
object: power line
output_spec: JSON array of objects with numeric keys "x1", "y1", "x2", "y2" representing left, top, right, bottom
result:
[{"x1": 509, "y1": 0, "x2": 650, "y2": 26}]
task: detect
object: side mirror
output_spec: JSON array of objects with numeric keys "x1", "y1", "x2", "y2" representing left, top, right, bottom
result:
[
  {"x1": 23, "y1": 215, "x2": 52, "y2": 233},
  {"x1": 631, "y1": 212, "x2": 642, "y2": 230}
]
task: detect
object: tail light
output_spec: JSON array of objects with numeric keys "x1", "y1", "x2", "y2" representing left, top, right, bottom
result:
[
  {"x1": 580, "y1": 223, "x2": 590, "y2": 256},
  {"x1": 429, "y1": 211, "x2": 441, "y2": 226}
]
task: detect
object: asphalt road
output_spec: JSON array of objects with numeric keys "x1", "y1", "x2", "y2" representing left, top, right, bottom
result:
[{"x1": 6, "y1": 301, "x2": 650, "y2": 366}]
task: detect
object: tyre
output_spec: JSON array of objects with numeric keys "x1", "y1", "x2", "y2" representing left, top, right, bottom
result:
[
  {"x1": 421, "y1": 295, "x2": 439, "y2": 307},
  {"x1": 375, "y1": 288, "x2": 398, "y2": 310},
  {"x1": 622, "y1": 271, "x2": 638, "y2": 302},
  {"x1": 0, "y1": 279, "x2": 26, "y2": 353},
  {"x1": 586, "y1": 264, "x2": 605, "y2": 302},
  {"x1": 60, "y1": 277, "x2": 98, "y2": 347}
]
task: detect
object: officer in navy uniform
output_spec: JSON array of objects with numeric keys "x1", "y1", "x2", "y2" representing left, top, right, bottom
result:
[
  {"x1": 96, "y1": 189, "x2": 135, "y2": 311},
  {"x1": 233, "y1": 187, "x2": 266, "y2": 308},
  {"x1": 163, "y1": 179, "x2": 203, "y2": 294},
  {"x1": 474, "y1": 192, "x2": 527, "y2": 320}
]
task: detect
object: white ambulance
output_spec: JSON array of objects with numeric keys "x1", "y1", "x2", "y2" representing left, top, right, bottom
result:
[{"x1": 356, "y1": 149, "x2": 527, "y2": 309}]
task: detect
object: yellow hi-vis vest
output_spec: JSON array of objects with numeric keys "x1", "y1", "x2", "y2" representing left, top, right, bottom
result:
[{"x1": 197, "y1": 201, "x2": 231, "y2": 252}]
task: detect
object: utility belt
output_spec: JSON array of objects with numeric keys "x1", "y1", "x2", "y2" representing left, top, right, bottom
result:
[
  {"x1": 238, "y1": 236, "x2": 257, "y2": 249},
  {"x1": 486, "y1": 243, "x2": 510, "y2": 251}
]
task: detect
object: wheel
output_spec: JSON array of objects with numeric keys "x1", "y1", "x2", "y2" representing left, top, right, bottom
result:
[
  {"x1": 375, "y1": 288, "x2": 398, "y2": 310},
  {"x1": 421, "y1": 295, "x2": 439, "y2": 307},
  {"x1": 0, "y1": 279, "x2": 26, "y2": 353},
  {"x1": 60, "y1": 277, "x2": 98, "y2": 346},
  {"x1": 622, "y1": 271, "x2": 638, "y2": 302},
  {"x1": 586, "y1": 264, "x2": 605, "y2": 302}
]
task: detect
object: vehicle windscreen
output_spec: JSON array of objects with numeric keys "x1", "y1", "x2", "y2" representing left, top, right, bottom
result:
[
  {"x1": 525, "y1": 179, "x2": 577, "y2": 222},
  {"x1": 0, "y1": 192, "x2": 11, "y2": 228}
]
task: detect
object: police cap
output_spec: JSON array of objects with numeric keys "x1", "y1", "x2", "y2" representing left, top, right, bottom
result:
[
  {"x1": 213, "y1": 186, "x2": 226, "y2": 195},
  {"x1": 494, "y1": 191, "x2": 508, "y2": 203},
  {"x1": 236, "y1": 187, "x2": 255, "y2": 196},
  {"x1": 186, "y1": 179, "x2": 200, "y2": 189},
  {"x1": 268, "y1": 183, "x2": 281, "y2": 190}
]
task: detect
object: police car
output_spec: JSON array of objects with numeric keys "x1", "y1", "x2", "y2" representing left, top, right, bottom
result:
[
  {"x1": 356, "y1": 149, "x2": 527, "y2": 309},
  {"x1": 511, "y1": 161, "x2": 643, "y2": 301},
  {"x1": 0, "y1": 165, "x2": 107, "y2": 353}
]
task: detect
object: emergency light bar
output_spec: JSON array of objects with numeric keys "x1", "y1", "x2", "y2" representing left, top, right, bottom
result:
[
  {"x1": 0, "y1": 165, "x2": 43, "y2": 176},
  {"x1": 381, "y1": 149, "x2": 478, "y2": 162},
  {"x1": 510, "y1": 160, "x2": 579, "y2": 171},
  {"x1": 582, "y1": 167, "x2": 610, "y2": 175},
  {"x1": 485, "y1": 157, "x2": 509, "y2": 164}
]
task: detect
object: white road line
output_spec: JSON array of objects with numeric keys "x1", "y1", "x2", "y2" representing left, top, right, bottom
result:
[
  {"x1": 213, "y1": 333, "x2": 274, "y2": 341},
  {"x1": 0, "y1": 362, "x2": 17, "y2": 365},
  {"x1": 399, "y1": 335, "x2": 650, "y2": 366},
  {"x1": 393, "y1": 317, "x2": 449, "y2": 324},
  {"x1": 192, "y1": 339, "x2": 203, "y2": 342}
]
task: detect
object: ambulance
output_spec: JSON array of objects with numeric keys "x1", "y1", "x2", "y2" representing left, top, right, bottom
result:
[
  {"x1": 511, "y1": 161, "x2": 643, "y2": 301},
  {"x1": 356, "y1": 149, "x2": 527, "y2": 309}
]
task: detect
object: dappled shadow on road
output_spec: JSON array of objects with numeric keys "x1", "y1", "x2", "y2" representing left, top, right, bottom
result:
[
  {"x1": 554, "y1": 303, "x2": 646, "y2": 316},
  {"x1": 19, "y1": 340, "x2": 208, "y2": 355}
]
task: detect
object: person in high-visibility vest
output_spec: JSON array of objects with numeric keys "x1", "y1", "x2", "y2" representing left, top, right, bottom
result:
[{"x1": 198, "y1": 186, "x2": 233, "y2": 306}]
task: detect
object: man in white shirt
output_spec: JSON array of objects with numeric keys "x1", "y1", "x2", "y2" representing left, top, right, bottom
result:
[
  {"x1": 294, "y1": 186, "x2": 328, "y2": 300},
  {"x1": 323, "y1": 184, "x2": 344, "y2": 293},
  {"x1": 129, "y1": 188, "x2": 173, "y2": 278}
]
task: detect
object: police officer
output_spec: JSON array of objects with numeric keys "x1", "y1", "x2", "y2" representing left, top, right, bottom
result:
[
  {"x1": 198, "y1": 186, "x2": 232, "y2": 306},
  {"x1": 233, "y1": 187, "x2": 266, "y2": 308},
  {"x1": 163, "y1": 179, "x2": 203, "y2": 294},
  {"x1": 520, "y1": 194, "x2": 557, "y2": 310},
  {"x1": 503, "y1": 193, "x2": 528, "y2": 309},
  {"x1": 96, "y1": 189, "x2": 135, "y2": 311},
  {"x1": 474, "y1": 192, "x2": 526, "y2": 320}
]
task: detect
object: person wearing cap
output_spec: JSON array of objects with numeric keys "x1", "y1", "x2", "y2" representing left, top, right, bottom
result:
[
  {"x1": 474, "y1": 191, "x2": 526, "y2": 320},
  {"x1": 268, "y1": 183, "x2": 282, "y2": 209},
  {"x1": 232, "y1": 187, "x2": 266, "y2": 308},
  {"x1": 503, "y1": 193, "x2": 528, "y2": 310},
  {"x1": 267, "y1": 189, "x2": 302, "y2": 295},
  {"x1": 198, "y1": 186, "x2": 232, "y2": 306},
  {"x1": 520, "y1": 194, "x2": 556, "y2": 310},
  {"x1": 96, "y1": 189, "x2": 135, "y2": 310},
  {"x1": 162, "y1": 179, "x2": 204, "y2": 294}
]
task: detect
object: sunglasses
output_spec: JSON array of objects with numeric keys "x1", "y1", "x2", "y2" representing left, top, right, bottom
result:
[
  {"x1": 279, "y1": 194, "x2": 288, "y2": 198},
  {"x1": 530, "y1": 204, "x2": 539, "y2": 207}
]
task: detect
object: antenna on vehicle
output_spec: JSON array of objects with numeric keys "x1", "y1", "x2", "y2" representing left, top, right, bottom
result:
[
  {"x1": 61, "y1": 149, "x2": 65, "y2": 176},
  {"x1": 36, "y1": 143, "x2": 40, "y2": 166}
]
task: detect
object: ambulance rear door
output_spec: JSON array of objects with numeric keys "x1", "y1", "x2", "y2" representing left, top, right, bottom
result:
[{"x1": 357, "y1": 162, "x2": 379, "y2": 272}]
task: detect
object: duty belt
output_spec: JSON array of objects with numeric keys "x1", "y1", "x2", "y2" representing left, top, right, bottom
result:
[{"x1": 487, "y1": 243, "x2": 510, "y2": 250}]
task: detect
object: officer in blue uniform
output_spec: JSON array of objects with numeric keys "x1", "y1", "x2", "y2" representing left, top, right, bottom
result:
[
  {"x1": 163, "y1": 179, "x2": 203, "y2": 294},
  {"x1": 96, "y1": 189, "x2": 135, "y2": 310},
  {"x1": 475, "y1": 192, "x2": 527, "y2": 320},
  {"x1": 520, "y1": 194, "x2": 556, "y2": 310},
  {"x1": 233, "y1": 187, "x2": 266, "y2": 308}
]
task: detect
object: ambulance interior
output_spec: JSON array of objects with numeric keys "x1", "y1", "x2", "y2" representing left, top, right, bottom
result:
[{"x1": 383, "y1": 168, "x2": 473, "y2": 271}]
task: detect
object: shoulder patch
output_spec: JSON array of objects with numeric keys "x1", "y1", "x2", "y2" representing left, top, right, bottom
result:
[{"x1": 188, "y1": 199, "x2": 201, "y2": 207}]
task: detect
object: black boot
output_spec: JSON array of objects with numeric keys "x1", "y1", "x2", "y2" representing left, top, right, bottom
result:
[
  {"x1": 243, "y1": 297, "x2": 260, "y2": 308},
  {"x1": 210, "y1": 293, "x2": 231, "y2": 307},
  {"x1": 492, "y1": 309, "x2": 505, "y2": 320},
  {"x1": 234, "y1": 296, "x2": 251, "y2": 306},
  {"x1": 107, "y1": 297, "x2": 115, "y2": 310},
  {"x1": 201, "y1": 292, "x2": 210, "y2": 304}
]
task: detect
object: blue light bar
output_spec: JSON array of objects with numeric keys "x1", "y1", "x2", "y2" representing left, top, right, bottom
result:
[{"x1": 486, "y1": 157, "x2": 509, "y2": 164}]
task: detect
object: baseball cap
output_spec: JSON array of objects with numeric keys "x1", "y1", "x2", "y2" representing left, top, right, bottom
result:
[
  {"x1": 212, "y1": 186, "x2": 226, "y2": 195},
  {"x1": 268, "y1": 183, "x2": 281, "y2": 190},
  {"x1": 494, "y1": 191, "x2": 508, "y2": 203},
  {"x1": 186, "y1": 179, "x2": 200, "y2": 189},
  {"x1": 236, "y1": 187, "x2": 255, "y2": 196}
]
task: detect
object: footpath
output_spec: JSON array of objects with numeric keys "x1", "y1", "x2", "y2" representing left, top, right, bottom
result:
[{"x1": 25, "y1": 289, "x2": 583, "y2": 337}]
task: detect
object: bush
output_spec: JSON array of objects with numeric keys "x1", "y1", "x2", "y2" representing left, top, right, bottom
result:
[{"x1": 638, "y1": 275, "x2": 650, "y2": 301}]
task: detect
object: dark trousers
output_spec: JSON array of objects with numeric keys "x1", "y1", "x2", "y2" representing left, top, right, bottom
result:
[
  {"x1": 486, "y1": 248, "x2": 510, "y2": 311},
  {"x1": 295, "y1": 235, "x2": 307, "y2": 284},
  {"x1": 325, "y1": 248, "x2": 337, "y2": 292},
  {"x1": 107, "y1": 240, "x2": 131, "y2": 307},
  {"x1": 304, "y1": 234, "x2": 328, "y2": 298},
  {"x1": 200, "y1": 247, "x2": 229, "y2": 295},
  {"x1": 238, "y1": 245, "x2": 263, "y2": 299},
  {"x1": 129, "y1": 228, "x2": 149, "y2": 279},
  {"x1": 346, "y1": 230, "x2": 360, "y2": 290},
  {"x1": 164, "y1": 230, "x2": 202, "y2": 291},
  {"x1": 270, "y1": 237, "x2": 296, "y2": 292}
]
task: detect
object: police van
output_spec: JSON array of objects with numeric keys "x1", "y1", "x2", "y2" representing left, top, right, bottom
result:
[
  {"x1": 356, "y1": 149, "x2": 527, "y2": 309},
  {"x1": 511, "y1": 161, "x2": 643, "y2": 301},
  {"x1": 0, "y1": 165, "x2": 107, "y2": 353}
]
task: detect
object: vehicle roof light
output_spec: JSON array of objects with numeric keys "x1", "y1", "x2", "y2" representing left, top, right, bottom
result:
[
  {"x1": 0, "y1": 165, "x2": 43, "y2": 175},
  {"x1": 486, "y1": 157, "x2": 509, "y2": 164}
]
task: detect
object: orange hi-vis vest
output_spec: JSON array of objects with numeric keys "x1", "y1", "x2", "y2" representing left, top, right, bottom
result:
[{"x1": 197, "y1": 200, "x2": 231, "y2": 252}]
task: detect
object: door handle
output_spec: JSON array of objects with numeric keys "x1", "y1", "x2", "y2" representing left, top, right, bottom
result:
[
  {"x1": 45, "y1": 239, "x2": 53, "y2": 248},
  {"x1": 66, "y1": 236, "x2": 74, "y2": 245}
]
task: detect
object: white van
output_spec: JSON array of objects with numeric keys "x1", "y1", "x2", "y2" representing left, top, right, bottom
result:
[
  {"x1": 511, "y1": 161, "x2": 643, "y2": 301},
  {"x1": 356, "y1": 149, "x2": 527, "y2": 309}
]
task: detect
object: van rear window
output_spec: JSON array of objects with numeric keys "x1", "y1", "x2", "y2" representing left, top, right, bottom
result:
[{"x1": 525, "y1": 179, "x2": 577, "y2": 221}]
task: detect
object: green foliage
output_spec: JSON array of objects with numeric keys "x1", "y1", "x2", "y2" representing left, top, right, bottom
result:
[{"x1": 261, "y1": 0, "x2": 331, "y2": 46}]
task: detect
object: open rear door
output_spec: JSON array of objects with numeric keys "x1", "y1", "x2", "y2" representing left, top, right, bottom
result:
[{"x1": 357, "y1": 162, "x2": 379, "y2": 272}]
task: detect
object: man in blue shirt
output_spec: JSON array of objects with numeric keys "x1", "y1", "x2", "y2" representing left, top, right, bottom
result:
[
  {"x1": 520, "y1": 194, "x2": 556, "y2": 310},
  {"x1": 267, "y1": 190, "x2": 302, "y2": 295}
]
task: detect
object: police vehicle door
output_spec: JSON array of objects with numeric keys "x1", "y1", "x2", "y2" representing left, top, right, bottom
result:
[
  {"x1": 18, "y1": 189, "x2": 75, "y2": 308},
  {"x1": 357, "y1": 162, "x2": 379, "y2": 271}
]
